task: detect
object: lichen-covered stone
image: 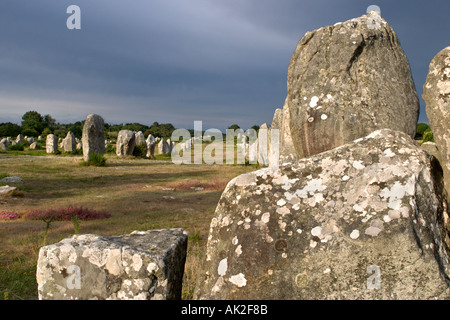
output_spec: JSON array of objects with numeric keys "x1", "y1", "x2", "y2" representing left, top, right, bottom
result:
[
  {"x1": 283, "y1": 12, "x2": 419, "y2": 160},
  {"x1": 423, "y1": 46, "x2": 450, "y2": 202},
  {"x1": 37, "y1": 228, "x2": 188, "y2": 300},
  {"x1": 82, "y1": 114, "x2": 105, "y2": 161},
  {"x1": 195, "y1": 129, "x2": 449, "y2": 300}
]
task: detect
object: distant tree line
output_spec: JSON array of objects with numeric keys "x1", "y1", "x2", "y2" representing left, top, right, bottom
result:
[{"x1": 0, "y1": 111, "x2": 177, "y2": 140}]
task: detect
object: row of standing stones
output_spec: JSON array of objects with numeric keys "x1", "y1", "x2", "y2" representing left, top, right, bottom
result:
[{"x1": 37, "y1": 12, "x2": 449, "y2": 299}]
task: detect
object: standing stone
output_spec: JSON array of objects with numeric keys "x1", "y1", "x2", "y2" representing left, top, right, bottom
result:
[
  {"x1": 15, "y1": 134, "x2": 23, "y2": 145},
  {"x1": 282, "y1": 12, "x2": 419, "y2": 160},
  {"x1": 82, "y1": 114, "x2": 105, "y2": 162},
  {"x1": 46, "y1": 134, "x2": 58, "y2": 154},
  {"x1": 36, "y1": 228, "x2": 188, "y2": 300},
  {"x1": 257, "y1": 123, "x2": 270, "y2": 166},
  {"x1": 26, "y1": 137, "x2": 34, "y2": 144},
  {"x1": 195, "y1": 129, "x2": 450, "y2": 300},
  {"x1": 146, "y1": 134, "x2": 156, "y2": 158},
  {"x1": 135, "y1": 131, "x2": 146, "y2": 146},
  {"x1": 158, "y1": 139, "x2": 169, "y2": 155},
  {"x1": 166, "y1": 139, "x2": 175, "y2": 153},
  {"x1": 0, "y1": 138, "x2": 8, "y2": 151},
  {"x1": 29, "y1": 142, "x2": 38, "y2": 150},
  {"x1": 63, "y1": 131, "x2": 77, "y2": 153},
  {"x1": 423, "y1": 47, "x2": 450, "y2": 201},
  {"x1": 116, "y1": 130, "x2": 136, "y2": 157}
]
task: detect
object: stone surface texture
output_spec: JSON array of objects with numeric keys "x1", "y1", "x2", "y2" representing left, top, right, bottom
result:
[
  {"x1": 37, "y1": 228, "x2": 188, "y2": 300},
  {"x1": 195, "y1": 129, "x2": 450, "y2": 300}
]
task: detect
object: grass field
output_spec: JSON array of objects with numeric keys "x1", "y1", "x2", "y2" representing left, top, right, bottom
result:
[{"x1": 0, "y1": 150, "x2": 257, "y2": 300}]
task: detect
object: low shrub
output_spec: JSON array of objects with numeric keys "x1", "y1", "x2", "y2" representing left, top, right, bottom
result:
[
  {"x1": 422, "y1": 129, "x2": 435, "y2": 143},
  {"x1": 8, "y1": 144, "x2": 25, "y2": 151},
  {"x1": 80, "y1": 153, "x2": 107, "y2": 167},
  {"x1": 133, "y1": 143, "x2": 148, "y2": 158},
  {"x1": 0, "y1": 211, "x2": 19, "y2": 220},
  {"x1": 24, "y1": 207, "x2": 111, "y2": 221}
]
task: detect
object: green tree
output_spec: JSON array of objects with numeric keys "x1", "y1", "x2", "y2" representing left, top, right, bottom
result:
[
  {"x1": 0, "y1": 122, "x2": 22, "y2": 137},
  {"x1": 43, "y1": 114, "x2": 56, "y2": 131},
  {"x1": 21, "y1": 111, "x2": 45, "y2": 135},
  {"x1": 416, "y1": 123, "x2": 431, "y2": 139},
  {"x1": 228, "y1": 124, "x2": 240, "y2": 131}
]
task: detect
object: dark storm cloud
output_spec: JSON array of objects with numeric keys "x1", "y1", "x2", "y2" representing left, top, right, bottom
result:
[{"x1": 0, "y1": 0, "x2": 448, "y2": 129}]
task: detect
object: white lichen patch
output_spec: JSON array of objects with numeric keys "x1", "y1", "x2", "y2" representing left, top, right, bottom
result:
[
  {"x1": 311, "y1": 226, "x2": 322, "y2": 237},
  {"x1": 383, "y1": 148, "x2": 396, "y2": 158},
  {"x1": 352, "y1": 160, "x2": 365, "y2": 170},
  {"x1": 309, "y1": 96, "x2": 319, "y2": 108},
  {"x1": 350, "y1": 230, "x2": 360, "y2": 239},
  {"x1": 229, "y1": 273, "x2": 247, "y2": 287},
  {"x1": 218, "y1": 258, "x2": 228, "y2": 276},
  {"x1": 276, "y1": 206, "x2": 291, "y2": 216},
  {"x1": 235, "y1": 245, "x2": 242, "y2": 257}
]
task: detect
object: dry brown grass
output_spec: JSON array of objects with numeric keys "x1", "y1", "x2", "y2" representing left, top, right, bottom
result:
[{"x1": 0, "y1": 153, "x2": 256, "y2": 300}]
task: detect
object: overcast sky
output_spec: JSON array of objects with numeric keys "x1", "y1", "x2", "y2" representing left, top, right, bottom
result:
[{"x1": 0, "y1": 0, "x2": 448, "y2": 130}]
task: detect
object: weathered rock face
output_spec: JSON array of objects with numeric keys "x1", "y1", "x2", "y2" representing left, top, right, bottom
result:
[
  {"x1": 46, "y1": 134, "x2": 58, "y2": 154},
  {"x1": 116, "y1": 130, "x2": 136, "y2": 157},
  {"x1": 63, "y1": 131, "x2": 76, "y2": 153},
  {"x1": 82, "y1": 114, "x2": 105, "y2": 162},
  {"x1": 283, "y1": 12, "x2": 419, "y2": 159},
  {"x1": 423, "y1": 47, "x2": 450, "y2": 201},
  {"x1": 37, "y1": 228, "x2": 188, "y2": 300},
  {"x1": 195, "y1": 129, "x2": 450, "y2": 300}
]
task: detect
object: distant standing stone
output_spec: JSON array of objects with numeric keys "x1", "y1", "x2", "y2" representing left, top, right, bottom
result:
[
  {"x1": 158, "y1": 139, "x2": 170, "y2": 155},
  {"x1": 0, "y1": 139, "x2": 8, "y2": 151},
  {"x1": 15, "y1": 134, "x2": 23, "y2": 145},
  {"x1": 29, "y1": 141, "x2": 38, "y2": 150},
  {"x1": 82, "y1": 114, "x2": 105, "y2": 161},
  {"x1": 116, "y1": 130, "x2": 136, "y2": 156},
  {"x1": 46, "y1": 134, "x2": 58, "y2": 154},
  {"x1": 63, "y1": 131, "x2": 77, "y2": 153},
  {"x1": 135, "y1": 131, "x2": 146, "y2": 146},
  {"x1": 146, "y1": 134, "x2": 156, "y2": 158}
]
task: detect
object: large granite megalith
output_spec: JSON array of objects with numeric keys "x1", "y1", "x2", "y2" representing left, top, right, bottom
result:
[
  {"x1": 82, "y1": 114, "x2": 105, "y2": 162},
  {"x1": 423, "y1": 47, "x2": 450, "y2": 202},
  {"x1": 274, "y1": 12, "x2": 419, "y2": 161},
  {"x1": 195, "y1": 129, "x2": 450, "y2": 299},
  {"x1": 37, "y1": 228, "x2": 188, "y2": 300}
]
